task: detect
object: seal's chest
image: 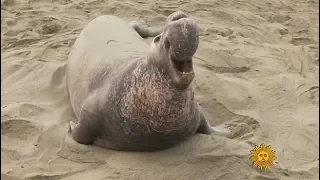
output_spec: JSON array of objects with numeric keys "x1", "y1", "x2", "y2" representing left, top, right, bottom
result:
[
  {"x1": 115, "y1": 66, "x2": 197, "y2": 135},
  {"x1": 118, "y1": 87, "x2": 196, "y2": 135}
]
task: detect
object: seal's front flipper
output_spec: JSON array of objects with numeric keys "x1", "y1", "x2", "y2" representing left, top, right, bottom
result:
[
  {"x1": 196, "y1": 111, "x2": 214, "y2": 134},
  {"x1": 70, "y1": 120, "x2": 97, "y2": 145},
  {"x1": 196, "y1": 107, "x2": 232, "y2": 138}
]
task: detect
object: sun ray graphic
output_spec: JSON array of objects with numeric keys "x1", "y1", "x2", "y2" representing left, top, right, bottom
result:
[{"x1": 250, "y1": 143, "x2": 276, "y2": 170}]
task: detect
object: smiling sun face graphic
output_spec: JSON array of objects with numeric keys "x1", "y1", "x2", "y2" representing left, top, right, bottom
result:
[{"x1": 250, "y1": 144, "x2": 276, "y2": 170}]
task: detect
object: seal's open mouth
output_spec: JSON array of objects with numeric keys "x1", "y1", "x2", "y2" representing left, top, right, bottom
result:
[{"x1": 171, "y1": 56, "x2": 194, "y2": 75}]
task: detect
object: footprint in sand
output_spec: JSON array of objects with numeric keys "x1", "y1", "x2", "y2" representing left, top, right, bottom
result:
[
  {"x1": 290, "y1": 37, "x2": 317, "y2": 46},
  {"x1": 1, "y1": 119, "x2": 41, "y2": 141}
]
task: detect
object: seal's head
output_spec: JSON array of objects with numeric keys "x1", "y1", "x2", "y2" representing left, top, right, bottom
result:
[{"x1": 148, "y1": 11, "x2": 199, "y2": 89}]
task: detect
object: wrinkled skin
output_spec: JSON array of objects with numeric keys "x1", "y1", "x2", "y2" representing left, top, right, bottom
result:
[{"x1": 67, "y1": 11, "x2": 230, "y2": 151}]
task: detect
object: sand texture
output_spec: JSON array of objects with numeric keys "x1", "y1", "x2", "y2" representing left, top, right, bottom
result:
[{"x1": 1, "y1": 0, "x2": 319, "y2": 179}]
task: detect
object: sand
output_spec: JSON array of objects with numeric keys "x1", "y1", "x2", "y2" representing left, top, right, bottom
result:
[{"x1": 1, "y1": 0, "x2": 319, "y2": 179}]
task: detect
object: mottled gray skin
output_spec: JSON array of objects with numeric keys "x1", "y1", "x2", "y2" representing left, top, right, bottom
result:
[{"x1": 67, "y1": 11, "x2": 229, "y2": 151}]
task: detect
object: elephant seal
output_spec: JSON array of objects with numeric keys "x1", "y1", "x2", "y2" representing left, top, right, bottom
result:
[{"x1": 67, "y1": 11, "x2": 230, "y2": 151}]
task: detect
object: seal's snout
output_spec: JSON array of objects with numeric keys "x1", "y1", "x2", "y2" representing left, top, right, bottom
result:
[
  {"x1": 160, "y1": 11, "x2": 199, "y2": 89},
  {"x1": 163, "y1": 12, "x2": 199, "y2": 74}
]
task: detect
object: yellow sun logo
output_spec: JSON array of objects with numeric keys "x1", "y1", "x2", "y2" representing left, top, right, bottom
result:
[{"x1": 250, "y1": 143, "x2": 276, "y2": 170}]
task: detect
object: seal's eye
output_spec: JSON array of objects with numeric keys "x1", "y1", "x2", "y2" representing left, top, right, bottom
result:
[
  {"x1": 164, "y1": 39, "x2": 170, "y2": 50},
  {"x1": 154, "y1": 35, "x2": 161, "y2": 43}
]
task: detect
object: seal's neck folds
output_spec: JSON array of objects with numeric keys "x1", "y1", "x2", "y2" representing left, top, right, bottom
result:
[{"x1": 119, "y1": 63, "x2": 194, "y2": 123}]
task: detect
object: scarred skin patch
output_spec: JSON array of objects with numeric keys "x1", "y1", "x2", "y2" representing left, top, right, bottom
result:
[{"x1": 119, "y1": 64, "x2": 197, "y2": 135}]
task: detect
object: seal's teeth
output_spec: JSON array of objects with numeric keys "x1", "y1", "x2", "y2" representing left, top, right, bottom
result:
[{"x1": 172, "y1": 58, "x2": 194, "y2": 75}]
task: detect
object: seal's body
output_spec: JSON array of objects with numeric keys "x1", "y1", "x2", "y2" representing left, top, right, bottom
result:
[{"x1": 67, "y1": 12, "x2": 227, "y2": 151}]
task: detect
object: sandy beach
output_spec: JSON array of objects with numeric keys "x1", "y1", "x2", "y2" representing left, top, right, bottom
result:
[{"x1": 1, "y1": 0, "x2": 319, "y2": 179}]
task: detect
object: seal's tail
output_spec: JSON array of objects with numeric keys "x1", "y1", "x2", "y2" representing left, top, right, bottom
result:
[{"x1": 129, "y1": 21, "x2": 163, "y2": 39}]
